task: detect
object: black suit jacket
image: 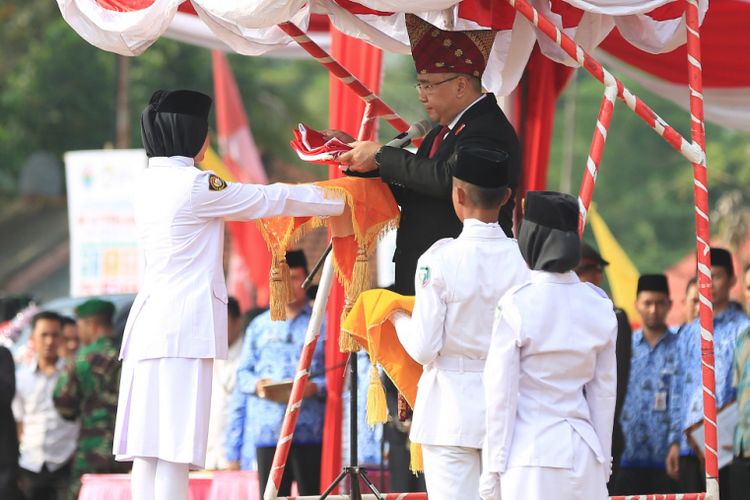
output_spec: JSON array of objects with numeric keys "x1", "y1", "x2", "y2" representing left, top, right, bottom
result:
[
  {"x1": 0, "y1": 346, "x2": 17, "y2": 467},
  {"x1": 377, "y1": 93, "x2": 521, "y2": 294}
]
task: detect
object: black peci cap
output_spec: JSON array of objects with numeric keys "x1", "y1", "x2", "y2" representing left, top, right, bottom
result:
[
  {"x1": 452, "y1": 147, "x2": 509, "y2": 188},
  {"x1": 523, "y1": 191, "x2": 579, "y2": 233}
]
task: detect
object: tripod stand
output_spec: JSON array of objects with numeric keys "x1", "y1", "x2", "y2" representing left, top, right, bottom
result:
[
  {"x1": 262, "y1": 252, "x2": 385, "y2": 500},
  {"x1": 319, "y1": 351, "x2": 384, "y2": 500}
]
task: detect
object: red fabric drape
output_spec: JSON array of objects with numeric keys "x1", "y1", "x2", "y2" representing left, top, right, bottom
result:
[
  {"x1": 321, "y1": 29, "x2": 383, "y2": 493},
  {"x1": 518, "y1": 46, "x2": 575, "y2": 200},
  {"x1": 212, "y1": 51, "x2": 272, "y2": 309},
  {"x1": 600, "y1": 0, "x2": 750, "y2": 87}
]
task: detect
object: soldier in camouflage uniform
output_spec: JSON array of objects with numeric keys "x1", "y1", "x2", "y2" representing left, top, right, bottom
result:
[{"x1": 53, "y1": 299, "x2": 130, "y2": 499}]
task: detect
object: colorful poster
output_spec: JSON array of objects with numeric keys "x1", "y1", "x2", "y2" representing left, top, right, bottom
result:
[{"x1": 65, "y1": 149, "x2": 146, "y2": 297}]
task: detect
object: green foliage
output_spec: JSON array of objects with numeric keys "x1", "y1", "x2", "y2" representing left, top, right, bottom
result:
[{"x1": 548, "y1": 71, "x2": 750, "y2": 273}]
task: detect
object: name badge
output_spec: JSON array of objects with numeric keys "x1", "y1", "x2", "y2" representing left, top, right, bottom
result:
[{"x1": 654, "y1": 391, "x2": 668, "y2": 412}]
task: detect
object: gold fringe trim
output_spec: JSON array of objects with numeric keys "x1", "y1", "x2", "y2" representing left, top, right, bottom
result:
[
  {"x1": 409, "y1": 441, "x2": 424, "y2": 473},
  {"x1": 338, "y1": 300, "x2": 359, "y2": 353},
  {"x1": 366, "y1": 364, "x2": 388, "y2": 426},
  {"x1": 348, "y1": 246, "x2": 370, "y2": 299},
  {"x1": 269, "y1": 257, "x2": 290, "y2": 321}
]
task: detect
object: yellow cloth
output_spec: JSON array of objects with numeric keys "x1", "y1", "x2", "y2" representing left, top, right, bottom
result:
[
  {"x1": 342, "y1": 289, "x2": 420, "y2": 408},
  {"x1": 588, "y1": 203, "x2": 639, "y2": 320}
]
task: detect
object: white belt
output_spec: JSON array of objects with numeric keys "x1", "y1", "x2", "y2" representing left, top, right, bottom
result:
[{"x1": 429, "y1": 356, "x2": 486, "y2": 373}]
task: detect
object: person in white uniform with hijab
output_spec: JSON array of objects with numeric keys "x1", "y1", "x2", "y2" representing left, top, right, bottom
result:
[
  {"x1": 480, "y1": 191, "x2": 617, "y2": 500},
  {"x1": 391, "y1": 146, "x2": 530, "y2": 500},
  {"x1": 112, "y1": 89, "x2": 345, "y2": 500}
]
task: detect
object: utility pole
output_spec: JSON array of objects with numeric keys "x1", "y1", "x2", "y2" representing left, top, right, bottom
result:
[{"x1": 115, "y1": 55, "x2": 130, "y2": 148}]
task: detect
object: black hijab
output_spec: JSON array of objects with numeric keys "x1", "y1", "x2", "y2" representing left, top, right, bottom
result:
[
  {"x1": 140, "y1": 89, "x2": 212, "y2": 158},
  {"x1": 518, "y1": 191, "x2": 581, "y2": 273}
]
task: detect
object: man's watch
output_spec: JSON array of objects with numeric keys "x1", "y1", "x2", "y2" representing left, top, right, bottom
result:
[{"x1": 374, "y1": 146, "x2": 385, "y2": 169}]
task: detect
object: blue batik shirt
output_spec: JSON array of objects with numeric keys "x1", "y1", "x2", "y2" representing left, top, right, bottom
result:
[
  {"x1": 673, "y1": 305, "x2": 750, "y2": 455},
  {"x1": 619, "y1": 327, "x2": 681, "y2": 469},
  {"x1": 226, "y1": 306, "x2": 326, "y2": 469}
]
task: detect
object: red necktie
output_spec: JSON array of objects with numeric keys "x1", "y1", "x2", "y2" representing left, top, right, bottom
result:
[{"x1": 428, "y1": 126, "x2": 449, "y2": 159}]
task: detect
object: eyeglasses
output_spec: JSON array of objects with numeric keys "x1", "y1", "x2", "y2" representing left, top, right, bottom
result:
[{"x1": 414, "y1": 75, "x2": 461, "y2": 93}]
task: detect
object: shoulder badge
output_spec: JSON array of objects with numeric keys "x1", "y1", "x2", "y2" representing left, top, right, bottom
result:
[
  {"x1": 418, "y1": 266, "x2": 431, "y2": 288},
  {"x1": 208, "y1": 174, "x2": 227, "y2": 191}
]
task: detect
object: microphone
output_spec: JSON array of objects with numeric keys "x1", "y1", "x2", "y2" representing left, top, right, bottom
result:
[{"x1": 384, "y1": 119, "x2": 433, "y2": 148}]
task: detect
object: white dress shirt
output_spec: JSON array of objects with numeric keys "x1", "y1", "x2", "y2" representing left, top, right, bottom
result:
[
  {"x1": 484, "y1": 270, "x2": 617, "y2": 478},
  {"x1": 121, "y1": 156, "x2": 344, "y2": 361},
  {"x1": 395, "y1": 219, "x2": 530, "y2": 448},
  {"x1": 12, "y1": 359, "x2": 80, "y2": 472},
  {"x1": 205, "y1": 334, "x2": 244, "y2": 470}
]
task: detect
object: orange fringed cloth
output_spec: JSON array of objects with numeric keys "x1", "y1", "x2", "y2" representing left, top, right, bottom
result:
[
  {"x1": 256, "y1": 177, "x2": 400, "y2": 351},
  {"x1": 341, "y1": 288, "x2": 425, "y2": 472}
]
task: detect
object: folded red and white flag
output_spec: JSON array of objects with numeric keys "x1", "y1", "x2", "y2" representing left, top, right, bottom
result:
[{"x1": 290, "y1": 123, "x2": 352, "y2": 165}]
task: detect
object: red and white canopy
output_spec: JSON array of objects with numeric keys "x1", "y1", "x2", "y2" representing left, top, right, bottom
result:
[{"x1": 58, "y1": 0, "x2": 706, "y2": 96}]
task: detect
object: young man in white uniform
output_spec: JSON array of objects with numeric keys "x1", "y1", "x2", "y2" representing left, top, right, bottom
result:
[
  {"x1": 392, "y1": 147, "x2": 530, "y2": 500},
  {"x1": 113, "y1": 90, "x2": 345, "y2": 500},
  {"x1": 481, "y1": 191, "x2": 617, "y2": 500}
]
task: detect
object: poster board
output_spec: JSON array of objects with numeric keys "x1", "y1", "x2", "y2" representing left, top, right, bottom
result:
[{"x1": 65, "y1": 149, "x2": 146, "y2": 297}]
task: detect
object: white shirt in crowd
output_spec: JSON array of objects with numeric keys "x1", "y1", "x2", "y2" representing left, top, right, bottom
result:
[
  {"x1": 205, "y1": 334, "x2": 244, "y2": 470},
  {"x1": 12, "y1": 358, "x2": 80, "y2": 473}
]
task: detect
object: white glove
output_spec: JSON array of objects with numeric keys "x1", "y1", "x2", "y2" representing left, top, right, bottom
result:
[{"x1": 479, "y1": 471, "x2": 501, "y2": 500}]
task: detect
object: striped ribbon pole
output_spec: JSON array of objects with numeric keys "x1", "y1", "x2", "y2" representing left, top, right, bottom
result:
[
  {"x1": 264, "y1": 253, "x2": 336, "y2": 500},
  {"x1": 684, "y1": 0, "x2": 719, "y2": 497},
  {"x1": 507, "y1": 0, "x2": 703, "y2": 166},
  {"x1": 578, "y1": 84, "x2": 617, "y2": 236},
  {"x1": 277, "y1": 22, "x2": 410, "y2": 135}
]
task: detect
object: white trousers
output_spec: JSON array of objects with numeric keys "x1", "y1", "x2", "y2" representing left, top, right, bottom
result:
[
  {"x1": 501, "y1": 432, "x2": 608, "y2": 500},
  {"x1": 422, "y1": 444, "x2": 481, "y2": 500}
]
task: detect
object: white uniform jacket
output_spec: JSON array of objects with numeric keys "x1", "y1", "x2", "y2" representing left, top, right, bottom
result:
[
  {"x1": 396, "y1": 219, "x2": 530, "y2": 448},
  {"x1": 121, "y1": 156, "x2": 343, "y2": 361},
  {"x1": 484, "y1": 271, "x2": 617, "y2": 478}
]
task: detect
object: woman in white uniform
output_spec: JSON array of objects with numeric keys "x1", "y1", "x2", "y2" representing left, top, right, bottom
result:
[
  {"x1": 113, "y1": 90, "x2": 344, "y2": 500},
  {"x1": 480, "y1": 191, "x2": 618, "y2": 500}
]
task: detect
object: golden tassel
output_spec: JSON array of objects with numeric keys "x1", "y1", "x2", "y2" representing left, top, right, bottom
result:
[
  {"x1": 348, "y1": 246, "x2": 370, "y2": 299},
  {"x1": 366, "y1": 364, "x2": 388, "y2": 426},
  {"x1": 269, "y1": 256, "x2": 290, "y2": 321},
  {"x1": 409, "y1": 441, "x2": 424, "y2": 473},
  {"x1": 338, "y1": 300, "x2": 359, "y2": 353}
]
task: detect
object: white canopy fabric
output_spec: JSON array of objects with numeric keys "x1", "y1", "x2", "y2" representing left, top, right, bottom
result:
[{"x1": 57, "y1": 0, "x2": 707, "y2": 96}]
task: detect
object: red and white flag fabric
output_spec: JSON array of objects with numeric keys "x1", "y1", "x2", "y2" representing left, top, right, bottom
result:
[{"x1": 290, "y1": 123, "x2": 352, "y2": 165}]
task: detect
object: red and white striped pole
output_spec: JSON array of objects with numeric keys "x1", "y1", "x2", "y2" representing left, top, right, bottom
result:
[
  {"x1": 578, "y1": 84, "x2": 617, "y2": 236},
  {"x1": 506, "y1": 0, "x2": 701, "y2": 166},
  {"x1": 684, "y1": 0, "x2": 719, "y2": 497},
  {"x1": 264, "y1": 253, "x2": 336, "y2": 500},
  {"x1": 278, "y1": 22, "x2": 410, "y2": 136}
]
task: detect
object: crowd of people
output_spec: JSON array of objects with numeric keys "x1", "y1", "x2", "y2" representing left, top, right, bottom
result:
[{"x1": 2, "y1": 10, "x2": 749, "y2": 500}]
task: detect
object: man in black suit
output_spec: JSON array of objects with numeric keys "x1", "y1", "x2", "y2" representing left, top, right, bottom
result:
[
  {"x1": 333, "y1": 15, "x2": 521, "y2": 493},
  {"x1": 336, "y1": 14, "x2": 521, "y2": 295},
  {"x1": 575, "y1": 243, "x2": 632, "y2": 494},
  {"x1": 0, "y1": 346, "x2": 19, "y2": 500}
]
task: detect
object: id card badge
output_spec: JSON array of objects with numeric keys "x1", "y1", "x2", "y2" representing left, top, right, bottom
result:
[{"x1": 654, "y1": 391, "x2": 668, "y2": 412}]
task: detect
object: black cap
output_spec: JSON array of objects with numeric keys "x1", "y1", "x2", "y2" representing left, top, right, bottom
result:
[
  {"x1": 523, "y1": 191, "x2": 579, "y2": 232},
  {"x1": 637, "y1": 274, "x2": 669, "y2": 295},
  {"x1": 711, "y1": 247, "x2": 734, "y2": 276},
  {"x1": 141, "y1": 89, "x2": 212, "y2": 158},
  {"x1": 578, "y1": 242, "x2": 609, "y2": 270},
  {"x1": 286, "y1": 249, "x2": 308, "y2": 270},
  {"x1": 149, "y1": 89, "x2": 212, "y2": 119},
  {"x1": 452, "y1": 147, "x2": 509, "y2": 188}
]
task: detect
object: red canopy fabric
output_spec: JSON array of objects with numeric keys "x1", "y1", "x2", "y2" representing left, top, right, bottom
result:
[{"x1": 321, "y1": 28, "x2": 383, "y2": 493}]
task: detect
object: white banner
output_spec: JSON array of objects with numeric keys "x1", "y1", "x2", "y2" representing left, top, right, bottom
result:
[{"x1": 64, "y1": 149, "x2": 147, "y2": 297}]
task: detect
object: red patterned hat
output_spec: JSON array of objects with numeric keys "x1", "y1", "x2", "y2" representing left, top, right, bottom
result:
[{"x1": 406, "y1": 14, "x2": 497, "y2": 78}]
